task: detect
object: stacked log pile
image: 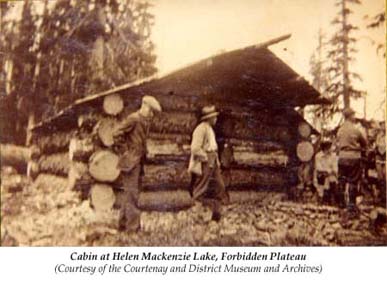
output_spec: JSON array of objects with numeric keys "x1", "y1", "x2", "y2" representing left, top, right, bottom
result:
[{"x1": 29, "y1": 129, "x2": 76, "y2": 179}]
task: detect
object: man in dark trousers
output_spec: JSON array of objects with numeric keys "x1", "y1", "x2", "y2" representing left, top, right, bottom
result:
[
  {"x1": 337, "y1": 108, "x2": 367, "y2": 216},
  {"x1": 113, "y1": 95, "x2": 162, "y2": 232},
  {"x1": 188, "y1": 105, "x2": 229, "y2": 221}
]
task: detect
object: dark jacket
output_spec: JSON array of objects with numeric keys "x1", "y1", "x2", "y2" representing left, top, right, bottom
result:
[{"x1": 113, "y1": 111, "x2": 150, "y2": 171}]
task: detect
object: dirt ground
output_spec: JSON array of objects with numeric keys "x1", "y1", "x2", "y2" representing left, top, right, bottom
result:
[{"x1": 1, "y1": 172, "x2": 387, "y2": 246}]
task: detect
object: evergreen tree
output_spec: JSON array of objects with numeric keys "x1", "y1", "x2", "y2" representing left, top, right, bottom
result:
[
  {"x1": 327, "y1": 0, "x2": 363, "y2": 111},
  {"x1": 1, "y1": 0, "x2": 157, "y2": 144}
]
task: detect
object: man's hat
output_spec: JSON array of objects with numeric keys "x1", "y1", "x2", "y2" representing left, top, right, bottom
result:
[
  {"x1": 200, "y1": 105, "x2": 219, "y2": 121},
  {"x1": 343, "y1": 108, "x2": 355, "y2": 118},
  {"x1": 142, "y1": 95, "x2": 162, "y2": 112}
]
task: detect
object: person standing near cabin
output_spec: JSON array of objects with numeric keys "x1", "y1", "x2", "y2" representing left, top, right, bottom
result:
[
  {"x1": 113, "y1": 95, "x2": 162, "y2": 232},
  {"x1": 313, "y1": 139, "x2": 339, "y2": 206},
  {"x1": 188, "y1": 105, "x2": 229, "y2": 221},
  {"x1": 337, "y1": 108, "x2": 368, "y2": 216}
]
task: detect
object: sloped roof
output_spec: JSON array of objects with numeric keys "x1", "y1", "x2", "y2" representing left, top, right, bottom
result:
[{"x1": 33, "y1": 34, "x2": 328, "y2": 130}]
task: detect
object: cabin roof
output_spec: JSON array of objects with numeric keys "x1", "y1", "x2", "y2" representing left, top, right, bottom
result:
[{"x1": 33, "y1": 34, "x2": 329, "y2": 131}]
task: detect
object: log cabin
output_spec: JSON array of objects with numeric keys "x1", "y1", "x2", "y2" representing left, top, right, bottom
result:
[{"x1": 30, "y1": 35, "x2": 328, "y2": 211}]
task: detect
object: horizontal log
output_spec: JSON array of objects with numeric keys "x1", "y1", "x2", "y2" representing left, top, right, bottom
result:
[
  {"x1": 232, "y1": 150, "x2": 289, "y2": 168},
  {"x1": 0, "y1": 144, "x2": 30, "y2": 172},
  {"x1": 150, "y1": 111, "x2": 198, "y2": 134},
  {"x1": 142, "y1": 162, "x2": 191, "y2": 189},
  {"x1": 224, "y1": 168, "x2": 288, "y2": 189},
  {"x1": 138, "y1": 190, "x2": 193, "y2": 211},
  {"x1": 146, "y1": 139, "x2": 190, "y2": 162},
  {"x1": 148, "y1": 133, "x2": 191, "y2": 144},
  {"x1": 226, "y1": 138, "x2": 285, "y2": 152},
  {"x1": 34, "y1": 130, "x2": 76, "y2": 154},
  {"x1": 38, "y1": 153, "x2": 70, "y2": 176},
  {"x1": 69, "y1": 137, "x2": 95, "y2": 162},
  {"x1": 219, "y1": 116, "x2": 294, "y2": 142}
]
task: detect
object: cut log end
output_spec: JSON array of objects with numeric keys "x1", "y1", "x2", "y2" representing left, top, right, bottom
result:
[
  {"x1": 296, "y1": 141, "x2": 314, "y2": 162},
  {"x1": 103, "y1": 94, "x2": 124, "y2": 116},
  {"x1": 97, "y1": 119, "x2": 116, "y2": 147},
  {"x1": 89, "y1": 150, "x2": 121, "y2": 182},
  {"x1": 90, "y1": 183, "x2": 116, "y2": 212}
]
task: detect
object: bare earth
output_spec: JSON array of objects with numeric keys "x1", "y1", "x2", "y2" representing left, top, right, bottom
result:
[{"x1": 1, "y1": 173, "x2": 387, "y2": 246}]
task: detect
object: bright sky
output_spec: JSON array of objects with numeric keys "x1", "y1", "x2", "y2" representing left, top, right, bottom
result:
[
  {"x1": 150, "y1": 0, "x2": 386, "y2": 121},
  {"x1": 5, "y1": 0, "x2": 385, "y2": 120}
]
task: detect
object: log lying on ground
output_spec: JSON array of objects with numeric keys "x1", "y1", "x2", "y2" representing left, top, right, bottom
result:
[
  {"x1": 35, "y1": 130, "x2": 76, "y2": 154},
  {"x1": 142, "y1": 162, "x2": 191, "y2": 190},
  {"x1": 138, "y1": 190, "x2": 193, "y2": 211},
  {"x1": 0, "y1": 144, "x2": 30, "y2": 171},
  {"x1": 69, "y1": 137, "x2": 94, "y2": 162},
  {"x1": 89, "y1": 150, "x2": 121, "y2": 182},
  {"x1": 90, "y1": 183, "x2": 116, "y2": 212},
  {"x1": 38, "y1": 153, "x2": 70, "y2": 176}
]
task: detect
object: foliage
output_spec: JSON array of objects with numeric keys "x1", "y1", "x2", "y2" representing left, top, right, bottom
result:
[{"x1": 0, "y1": 0, "x2": 157, "y2": 144}]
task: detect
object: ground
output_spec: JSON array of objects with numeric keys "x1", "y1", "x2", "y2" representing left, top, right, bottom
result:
[{"x1": 1, "y1": 172, "x2": 387, "y2": 246}]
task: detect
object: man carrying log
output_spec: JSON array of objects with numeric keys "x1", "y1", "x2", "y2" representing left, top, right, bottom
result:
[
  {"x1": 337, "y1": 108, "x2": 368, "y2": 217},
  {"x1": 188, "y1": 105, "x2": 229, "y2": 221},
  {"x1": 113, "y1": 95, "x2": 162, "y2": 232}
]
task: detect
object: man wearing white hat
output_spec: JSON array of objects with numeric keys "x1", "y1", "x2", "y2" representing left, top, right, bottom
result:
[
  {"x1": 188, "y1": 105, "x2": 229, "y2": 221},
  {"x1": 113, "y1": 95, "x2": 162, "y2": 232}
]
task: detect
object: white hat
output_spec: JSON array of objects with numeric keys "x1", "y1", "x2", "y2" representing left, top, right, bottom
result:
[
  {"x1": 200, "y1": 105, "x2": 219, "y2": 121},
  {"x1": 142, "y1": 95, "x2": 162, "y2": 112}
]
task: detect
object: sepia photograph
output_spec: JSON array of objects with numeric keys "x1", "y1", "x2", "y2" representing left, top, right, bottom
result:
[{"x1": 0, "y1": 0, "x2": 386, "y2": 247}]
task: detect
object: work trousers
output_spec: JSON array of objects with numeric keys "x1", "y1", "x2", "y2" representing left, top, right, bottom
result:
[
  {"x1": 338, "y1": 158, "x2": 362, "y2": 212},
  {"x1": 191, "y1": 154, "x2": 229, "y2": 215},
  {"x1": 115, "y1": 165, "x2": 141, "y2": 232}
]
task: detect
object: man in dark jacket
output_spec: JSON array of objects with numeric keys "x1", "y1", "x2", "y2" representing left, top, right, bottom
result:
[
  {"x1": 337, "y1": 108, "x2": 367, "y2": 215},
  {"x1": 113, "y1": 95, "x2": 162, "y2": 232}
]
